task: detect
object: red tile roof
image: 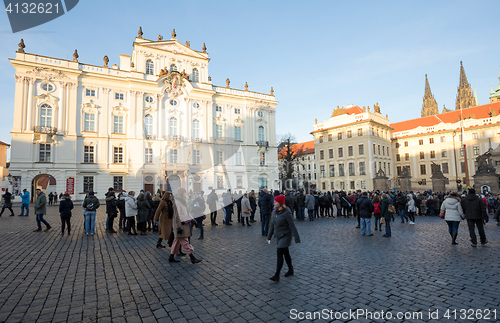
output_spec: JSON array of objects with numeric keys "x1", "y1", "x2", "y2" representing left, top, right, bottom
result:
[
  {"x1": 390, "y1": 102, "x2": 500, "y2": 133},
  {"x1": 278, "y1": 140, "x2": 314, "y2": 158},
  {"x1": 345, "y1": 106, "x2": 364, "y2": 115}
]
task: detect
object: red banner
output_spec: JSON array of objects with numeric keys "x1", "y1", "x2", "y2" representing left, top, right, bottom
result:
[{"x1": 66, "y1": 177, "x2": 75, "y2": 195}]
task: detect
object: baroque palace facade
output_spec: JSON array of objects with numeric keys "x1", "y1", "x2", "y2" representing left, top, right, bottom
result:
[
  {"x1": 280, "y1": 63, "x2": 500, "y2": 193},
  {"x1": 8, "y1": 28, "x2": 278, "y2": 200}
]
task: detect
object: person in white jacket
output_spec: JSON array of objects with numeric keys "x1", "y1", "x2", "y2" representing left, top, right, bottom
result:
[
  {"x1": 407, "y1": 195, "x2": 416, "y2": 225},
  {"x1": 122, "y1": 191, "x2": 138, "y2": 235},
  {"x1": 440, "y1": 192, "x2": 465, "y2": 245}
]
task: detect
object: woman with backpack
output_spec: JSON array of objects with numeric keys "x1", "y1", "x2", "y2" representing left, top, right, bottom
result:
[{"x1": 373, "y1": 195, "x2": 382, "y2": 231}]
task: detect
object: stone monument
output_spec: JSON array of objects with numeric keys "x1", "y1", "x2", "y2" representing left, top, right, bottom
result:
[
  {"x1": 473, "y1": 149, "x2": 499, "y2": 194},
  {"x1": 373, "y1": 168, "x2": 389, "y2": 192},
  {"x1": 431, "y1": 162, "x2": 448, "y2": 193},
  {"x1": 398, "y1": 167, "x2": 412, "y2": 193}
]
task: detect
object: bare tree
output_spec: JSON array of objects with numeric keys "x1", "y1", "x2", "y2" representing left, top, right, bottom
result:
[{"x1": 277, "y1": 133, "x2": 298, "y2": 187}]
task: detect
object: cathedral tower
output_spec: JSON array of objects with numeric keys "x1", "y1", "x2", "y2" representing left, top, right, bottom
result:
[
  {"x1": 455, "y1": 61, "x2": 477, "y2": 110},
  {"x1": 421, "y1": 74, "x2": 438, "y2": 117}
]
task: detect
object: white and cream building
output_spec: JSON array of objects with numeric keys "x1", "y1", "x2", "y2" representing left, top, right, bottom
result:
[{"x1": 8, "y1": 29, "x2": 278, "y2": 200}]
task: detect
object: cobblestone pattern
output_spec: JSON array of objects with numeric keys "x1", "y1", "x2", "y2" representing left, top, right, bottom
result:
[{"x1": 0, "y1": 205, "x2": 499, "y2": 322}]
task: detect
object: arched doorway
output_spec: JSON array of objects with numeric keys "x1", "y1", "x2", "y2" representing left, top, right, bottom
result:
[
  {"x1": 31, "y1": 174, "x2": 56, "y2": 202},
  {"x1": 167, "y1": 175, "x2": 181, "y2": 194}
]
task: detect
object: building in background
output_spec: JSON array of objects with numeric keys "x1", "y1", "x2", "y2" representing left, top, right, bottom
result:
[
  {"x1": 421, "y1": 74, "x2": 440, "y2": 117},
  {"x1": 278, "y1": 140, "x2": 316, "y2": 190},
  {"x1": 0, "y1": 141, "x2": 10, "y2": 190},
  {"x1": 391, "y1": 102, "x2": 500, "y2": 191},
  {"x1": 456, "y1": 61, "x2": 478, "y2": 110},
  {"x1": 8, "y1": 29, "x2": 278, "y2": 200},
  {"x1": 312, "y1": 104, "x2": 392, "y2": 192}
]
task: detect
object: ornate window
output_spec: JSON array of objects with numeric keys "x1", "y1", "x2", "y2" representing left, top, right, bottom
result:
[
  {"x1": 473, "y1": 146, "x2": 480, "y2": 155},
  {"x1": 113, "y1": 176, "x2": 123, "y2": 191},
  {"x1": 85, "y1": 88, "x2": 96, "y2": 97},
  {"x1": 329, "y1": 149, "x2": 333, "y2": 159},
  {"x1": 338, "y1": 147, "x2": 343, "y2": 158},
  {"x1": 84, "y1": 145, "x2": 95, "y2": 163},
  {"x1": 348, "y1": 145, "x2": 353, "y2": 156},
  {"x1": 193, "y1": 149, "x2": 200, "y2": 164},
  {"x1": 144, "y1": 114, "x2": 153, "y2": 135},
  {"x1": 359, "y1": 144, "x2": 364, "y2": 155},
  {"x1": 39, "y1": 143, "x2": 51, "y2": 162},
  {"x1": 216, "y1": 125, "x2": 223, "y2": 139},
  {"x1": 170, "y1": 149, "x2": 178, "y2": 163},
  {"x1": 83, "y1": 176, "x2": 94, "y2": 193},
  {"x1": 258, "y1": 126, "x2": 265, "y2": 142},
  {"x1": 145, "y1": 95, "x2": 154, "y2": 103},
  {"x1": 234, "y1": 108, "x2": 241, "y2": 114},
  {"x1": 329, "y1": 165, "x2": 335, "y2": 177},
  {"x1": 170, "y1": 64, "x2": 177, "y2": 72},
  {"x1": 234, "y1": 126, "x2": 242, "y2": 141},
  {"x1": 192, "y1": 119, "x2": 200, "y2": 138},
  {"x1": 145, "y1": 148, "x2": 153, "y2": 164},
  {"x1": 441, "y1": 149, "x2": 447, "y2": 158},
  {"x1": 41, "y1": 82, "x2": 54, "y2": 92},
  {"x1": 216, "y1": 105, "x2": 222, "y2": 112},
  {"x1": 83, "y1": 113, "x2": 95, "y2": 132},
  {"x1": 359, "y1": 162, "x2": 366, "y2": 175},
  {"x1": 349, "y1": 162, "x2": 355, "y2": 176},
  {"x1": 146, "y1": 60, "x2": 154, "y2": 75},
  {"x1": 113, "y1": 147, "x2": 123, "y2": 164},
  {"x1": 216, "y1": 151, "x2": 223, "y2": 165},
  {"x1": 235, "y1": 152, "x2": 242, "y2": 165},
  {"x1": 260, "y1": 152, "x2": 266, "y2": 166},
  {"x1": 113, "y1": 115, "x2": 124, "y2": 133},
  {"x1": 115, "y1": 92, "x2": 124, "y2": 101},
  {"x1": 338, "y1": 163, "x2": 345, "y2": 176},
  {"x1": 169, "y1": 117, "x2": 177, "y2": 136},
  {"x1": 40, "y1": 104, "x2": 53, "y2": 127},
  {"x1": 170, "y1": 99, "x2": 178, "y2": 106},
  {"x1": 192, "y1": 68, "x2": 199, "y2": 82}
]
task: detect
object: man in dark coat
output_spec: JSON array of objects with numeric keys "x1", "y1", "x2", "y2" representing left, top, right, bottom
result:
[
  {"x1": 117, "y1": 190, "x2": 126, "y2": 230},
  {"x1": 105, "y1": 188, "x2": 118, "y2": 233},
  {"x1": 235, "y1": 190, "x2": 243, "y2": 223},
  {"x1": 461, "y1": 188, "x2": 488, "y2": 247},
  {"x1": 356, "y1": 192, "x2": 374, "y2": 236},
  {"x1": 295, "y1": 190, "x2": 306, "y2": 221},
  {"x1": 284, "y1": 190, "x2": 295, "y2": 218},
  {"x1": 259, "y1": 189, "x2": 273, "y2": 236},
  {"x1": 0, "y1": 188, "x2": 14, "y2": 216},
  {"x1": 206, "y1": 189, "x2": 218, "y2": 226}
]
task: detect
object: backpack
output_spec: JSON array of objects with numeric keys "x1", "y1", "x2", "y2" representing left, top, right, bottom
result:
[
  {"x1": 86, "y1": 201, "x2": 94, "y2": 210},
  {"x1": 373, "y1": 202, "x2": 381, "y2": 214}
]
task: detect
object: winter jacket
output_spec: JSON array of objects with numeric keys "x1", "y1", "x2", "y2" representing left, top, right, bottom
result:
[
  {"x1": 2, "y1": 192, "x2": 12, "y2": 205},
  {"x1": 285, "y1": 194, "x2": 295, "y2": 211},
  {"x1": 105, "y1": 195, "x2": 118, "y2": 217},
  {"x1": 461, "y1": 194, "x2": 486, "y2": 220},
  {"x1": 191, "y1": 196, "x2": 206, "y2": 219},
  {"x1": 154, "y1": 192, "x2": 173, "y2": 240},
  {"x1": 123, "y1": 195, "x2": 137, "y2": 218},
  {"x1": 207, "y1": 192, "x2": 218, "y2": 212},
  {"x1": 258, "y1": 191, "x2": 273, "y2": 216},
  {"x1": 295, "y1": 193, "x2": 305, "y2": 207},
  {"x1": 267, "y1": 207, "x2": 301, "y2": 248},
  {"x1": 20, "y1": 191, "x2": 30, "y2": 204},
  {"x1": 396, "y1": 195, "x2": 407, "y2": 211},
  {"x1": 249, "y1": 195, "x2": 257, "y2": 211},
  {"x1": 241, "y1": 196, "x2": 251, "y2": 218},
  {"x1": 380, "y1": 197, "x2": 392, "y2": 221},
  {"x1": 137, "y1": 199, "x2": 151, "y2": 223},
  {"x1": 305, "y1": 194, "x2": 315, "y2": 210},
  {"x1": 172, "y1": 195, "x2": 193, "y2": 238},
  {"x1": 407, "y1": 199, "x2": 416, "y2": 213},
  {"x1": 441, "y1": 197, "x2": 464, "y2": 222},
  {"x1": 356, "y1": 196, "x2": 374, "y2": 218},
  {"x1": 82, "y1": 195, "x2": 100, "y2": 212},
  {"x1": 59, "y1": 196, "x2": 73, "y2": 218},
  {"x1": 34, "y1": 192, "x2": 47, "y2": 215}
]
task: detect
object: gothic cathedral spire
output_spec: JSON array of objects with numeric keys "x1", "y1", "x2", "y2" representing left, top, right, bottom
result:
[
  {"x1": 421, "y1": 74, "x2": 438, "y2": 117},
  {"x1": 455, "y1": 61, "x2": 476, "y2": 110}
]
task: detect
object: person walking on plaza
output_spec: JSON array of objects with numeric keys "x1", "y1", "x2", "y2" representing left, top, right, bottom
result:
[
  {"x1": 154, "y1": 191, "x2": 173, "y2": 248},
  {"x1": 295, "y1": 190, "x2": 305, "y2": 221},
  {"x1": 169, "y1": 187, "x2": 201, "y2": 264},
  {"x1": 461, "y1": 189, "x2": 488, "y2": 247},
  {"x1": 241, "y1": 192, "x2": 251, "y2": 226},
  {"x1": 440, "y1": 192, "x2": 465, "y2": 245},
  {"x1": 48, "y1": 192, "x2": 54, "y2": 205},
  {"x1": 123, "y1": 191, "x2": 138, "y2": 235},
  {"x1": 59, "y1": 193, "x2": 73, "y2": 235},
  {"x1": 207, "y1": 189, "x2": 218, "y2": 226},
  {"x1": 259, "y1": 189, "x2": 273, "y2": 236},
  {"x1": 372, "y1": 195, "x2": 382, "y2": 231},
  {"x1": 380, "y1": 193, "x2": 392, "y2": 237},
  {"x1": 267, "y1": 195, "x2": 301, "y2": 282},
  {"x1": 33, "y1": 189, "x2": 51, "y2": 232},
  {"x1": 305, "y1": 190, "x2": 315, "y2": 221},
  {"x1": 19, "y1": 189, "x2": 30, "y2": 216},
  {"x1": 396, "y1": 193, "x2": 408, "y2": 223},
  {"x1": 0, "y1": 188, "x2": 15, "y2": 216},
  {"x1": 357, "y1": 192, "x2": 374, "y2": 236},
  {"x1": 249, "y1": 190, "x2": 257, "y2": 223},
  {"x1": 137, "y1": 193, "x2": 150, "y2": 235},
  {"x1": 191, "y1": 192, "x2": 206, "y2": 239},
  {"x1": 406, "y1": 194, "x2": 416, "y2": 224},
  {"x1": 82, "y1": 191, "x2": 100, "y2": 235},
  {"x1": 105, "y1": 189, "x2": 118, "y2": 233},
  {"x1": 223, "y1": 189, "x2": 233, "y2": 225}
]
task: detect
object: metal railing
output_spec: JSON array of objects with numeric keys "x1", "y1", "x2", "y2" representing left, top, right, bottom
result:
[{"x1": 34, "y1": 126, "x2": 57, "y2": 134}]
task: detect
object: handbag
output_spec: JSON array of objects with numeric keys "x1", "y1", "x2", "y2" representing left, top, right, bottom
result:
[
  {"x1": 439, "y1": 210, "x2": 445, "y2": 219},
  {"x1": 243, "y1": 207, "x2": 250, "y2": 213},
  {"x1": 388, "y1": 205, "x2": 396, "y2": 214},
  {"x1": 380, "y1": 217, "x2": 386, "y2": 226}
]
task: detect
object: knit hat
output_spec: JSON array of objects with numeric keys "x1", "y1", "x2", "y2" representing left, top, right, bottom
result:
[{"x1": 274, "y1": 195, "x2": 285, "y2": 206}]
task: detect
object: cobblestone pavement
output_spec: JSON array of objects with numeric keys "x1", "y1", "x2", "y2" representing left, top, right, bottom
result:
[{"x1": 1, "y1": 205, "x2": 499, "y2": 323}]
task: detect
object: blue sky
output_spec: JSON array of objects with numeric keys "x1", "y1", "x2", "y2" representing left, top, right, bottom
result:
[{"x1": 1, "y1": 0, "x2": 499, "y2": 153}]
